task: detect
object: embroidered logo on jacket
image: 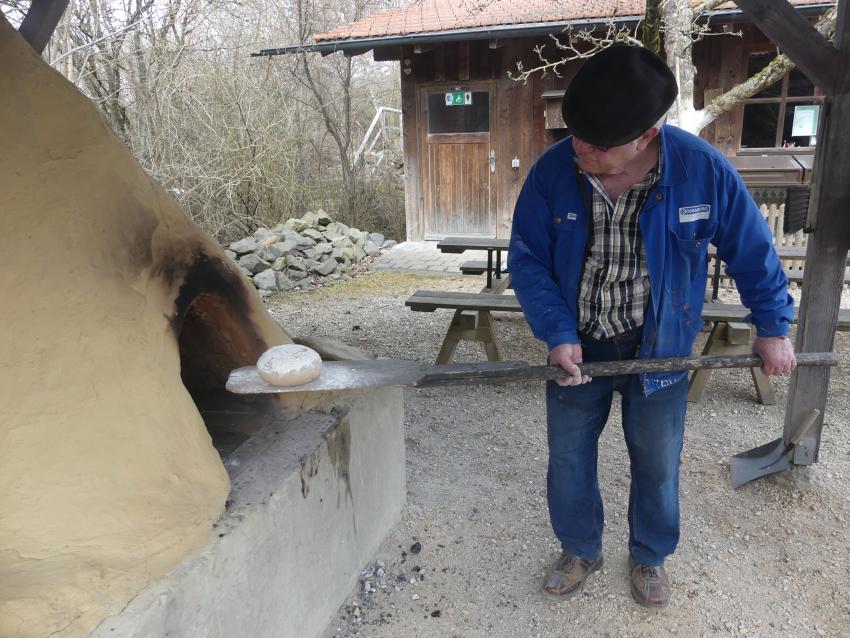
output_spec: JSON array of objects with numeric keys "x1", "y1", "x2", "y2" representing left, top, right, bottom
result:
[
  {"x1": 678, "y1": 204, "x2": 711, "y2": 222},
  {"x1": 566, "y1": 212, "x2": 577, "y2": 221}
]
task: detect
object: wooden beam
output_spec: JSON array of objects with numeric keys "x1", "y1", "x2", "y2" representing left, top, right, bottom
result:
[
  {"x1": 459, "y1": 42, "x2": 470, "y2": 81},
  {"x1": 838, "y1": 0, "x2": 850, "y2": 56},
  {"x1": 782, "y1": 0, "x2": 850, "y2": 464},
  {"x1": 373, "y1": 46, "x2": 402, "y2": 62},
  {"x1": 433, "y1": 45, "x2": 445, "y2": 82},
  {"x1": 734, "y1": 0, "x2": 841, "y2": 94},
  {"x1": 18, "y1": 0, "x2": 69, "y2": 54},
  {"x1": 342, "y1": 47, "x2": 372, "y2": 58}
]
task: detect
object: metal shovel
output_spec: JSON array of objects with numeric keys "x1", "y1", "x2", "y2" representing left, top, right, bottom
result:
[
  {"x1": 227, "y1": 352, "x2": 838, "y2": 395},
  {"x1": 730, "y1": 409, "x2": 821, "y2": 489}
]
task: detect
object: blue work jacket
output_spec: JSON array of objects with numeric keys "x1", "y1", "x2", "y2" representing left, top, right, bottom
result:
[{"x1": 508, "y1": 125, "x2": 794, "y2": 394}]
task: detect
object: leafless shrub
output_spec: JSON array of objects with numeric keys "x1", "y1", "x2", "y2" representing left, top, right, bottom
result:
[{"x1": 4, "y1": 0, "x2": 405, "y2": 241}]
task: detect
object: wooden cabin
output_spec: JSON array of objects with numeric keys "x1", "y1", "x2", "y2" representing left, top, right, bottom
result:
[{"x1": 256, "y1": 0, "x2": 833, "y2": 241}]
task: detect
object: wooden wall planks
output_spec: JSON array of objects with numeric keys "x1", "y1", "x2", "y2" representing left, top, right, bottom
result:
[{"x1": 397, "y1": 25, "x2": 782, "y2": 239}]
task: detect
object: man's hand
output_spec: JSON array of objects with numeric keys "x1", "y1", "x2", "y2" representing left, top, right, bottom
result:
[
  {"x1": 549, "y1": 343, "x2": 591, "y2": 386},
  {"x1": 753, "y1": 336, "x2": 796, "y2": 376}
]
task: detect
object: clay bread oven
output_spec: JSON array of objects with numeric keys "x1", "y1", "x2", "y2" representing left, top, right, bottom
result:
[{"x1": 0, "y1": 15, "x2": 292, "y2": 638}]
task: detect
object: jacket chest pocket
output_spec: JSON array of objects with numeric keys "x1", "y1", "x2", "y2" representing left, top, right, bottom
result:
[
  {"x1": 669, "y1": 222, "x2": 716, "y2": 291},
  {"x1": 552, "y1": 210, "x2": 585, "y2": 245},
  {"x1": 552, "y1": 214, "x2": 586, "y2": 280}
]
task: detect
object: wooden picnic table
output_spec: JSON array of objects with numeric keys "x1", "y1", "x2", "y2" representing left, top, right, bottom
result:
[
  {"x1": 437, "y1": 238, "x2": 847, "y2": 299},
  {"x1": 437, "y1": 237, "x2": 509, "y2": 290},
  {"x1": 406, "y1": 289, "x2": 850, "y2": 401},
  {"x1": 706, "y1": 244, "x2": 850, "y2": 300}
]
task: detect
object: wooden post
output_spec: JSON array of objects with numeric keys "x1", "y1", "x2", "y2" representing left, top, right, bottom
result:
[
  {"x1": 736, "y1": 0, "x2": 850, "y2": 464},
  {"x1": 784, "y1": 93, "x2": 850, "y2": 463},
  {"x1": 17, "y1": 0, "x2": 69, "y2": 54},
  {"x1": 786, "y1": 2, "x2": 850, "y2": 464},
  {"x1": 399, "y1": 48, "x2": 421, "y2": 241}
]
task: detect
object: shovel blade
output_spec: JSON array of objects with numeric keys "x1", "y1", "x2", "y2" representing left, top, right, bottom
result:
[{"x1": 730, "y1": 438, "x2": 794, "y2": 489}]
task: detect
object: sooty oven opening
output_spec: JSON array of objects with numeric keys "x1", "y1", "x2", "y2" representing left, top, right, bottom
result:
[{"x1": 174, "y1": 255, "x2": 281, "y2": 459}]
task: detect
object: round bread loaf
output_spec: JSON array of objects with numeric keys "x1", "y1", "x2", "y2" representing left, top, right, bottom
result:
[{"x1": 256, "y1": 344, "x2": 323, "y2": 386}]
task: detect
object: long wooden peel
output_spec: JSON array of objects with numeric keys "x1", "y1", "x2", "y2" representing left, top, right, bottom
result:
[
  {"x1": 226, "y1": 352, "x2": 839, "y2": 395},
  {"x1": 417, "y1": 352, "x2": 838, "y2": 386}
]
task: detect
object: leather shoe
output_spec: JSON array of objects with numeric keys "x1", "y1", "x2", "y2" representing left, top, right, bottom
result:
[
  {"x1": 629, "y1": 557, "x2": 671, "y2": 608},
  {"x1": 543, "y1": 551, "x2": 603, "y2": 599}
]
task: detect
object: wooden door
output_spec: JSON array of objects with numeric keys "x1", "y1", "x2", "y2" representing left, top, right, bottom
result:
[{"x1": 419, "y1": 85, "x2": 495, "y2": 238}]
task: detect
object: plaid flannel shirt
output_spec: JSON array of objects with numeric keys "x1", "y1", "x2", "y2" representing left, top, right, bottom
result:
[{"x1": 577, "y1": 147, "x2": 663, "y2": 340}]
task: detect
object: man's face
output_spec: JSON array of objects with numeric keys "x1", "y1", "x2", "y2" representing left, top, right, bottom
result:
[{"x1": 572, "y1": 130, "x2": 653, "y2": 175}]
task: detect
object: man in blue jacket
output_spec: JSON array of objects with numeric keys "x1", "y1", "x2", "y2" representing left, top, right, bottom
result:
[{"x1": 508, "y1": 44, "x2": 796, "y2": 608}]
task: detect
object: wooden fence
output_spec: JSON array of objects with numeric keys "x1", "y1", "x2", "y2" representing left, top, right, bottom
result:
[
  {"x1": 762, "y1": 202, "x2": 808, "y2": 275},
  {"x1": 711, "y1": 197, "x2": 808, "y2": 292}
]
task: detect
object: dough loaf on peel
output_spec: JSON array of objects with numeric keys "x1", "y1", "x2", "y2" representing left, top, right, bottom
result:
[{"x1": 256, "y1": 344, "x2": 323, "y2": 386}]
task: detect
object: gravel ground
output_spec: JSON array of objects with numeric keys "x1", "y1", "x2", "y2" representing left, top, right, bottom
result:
[{"x1": 265, "y1": 273, "x2": 850, "y2": 638}]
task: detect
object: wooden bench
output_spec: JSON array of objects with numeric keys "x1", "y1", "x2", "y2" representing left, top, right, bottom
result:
[
  {"x1": 712, "y1": 267, "x2": 850, "y2": 286},
  {"x1": 406, "y1": 291, "x2": 521, "y2": 363},
  {"x1": 437, "y1": 237, "x2": 509, "y2": 290},
  {"x1": 407, "y1": 291, "x2": 521, "y2": 314},
  {"x1": 706, "y1": 245, "x2": 850, "y2": 299},
  {"x1": 778, "y1": 268, "x2": 850, "y2": 285},
  {"x1": 689, "y1": 321, "x2": 777, "y2": 404},
  {"x1": 459, "y1": 260, "x2": 488, "y2": 275},
  {"x1": 692, "y1": 304, "x2": 849, "y2": 406},
  {"x1": 406, "y1": 291, "x2": 850, "y2": 403},
  {"x1": 459, "y1": 260, "x2": 511, "y2": 292},
  {"x1": 700, "y1": 303, "x2": 850, "y2": 326}
]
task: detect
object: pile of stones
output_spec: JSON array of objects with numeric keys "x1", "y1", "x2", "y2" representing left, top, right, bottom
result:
[{"x1": 224, "y1": 210, "x2": 397, "y2": 292}]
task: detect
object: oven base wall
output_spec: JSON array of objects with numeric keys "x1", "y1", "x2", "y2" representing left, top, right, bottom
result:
[{"x1": 89, "y1": 388, "x2": 406, "y2": 638}]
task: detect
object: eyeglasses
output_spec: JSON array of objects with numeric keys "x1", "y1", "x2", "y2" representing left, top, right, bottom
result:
[{"x1": 573, "y1": 137, "x2": 610, "y2": 153}]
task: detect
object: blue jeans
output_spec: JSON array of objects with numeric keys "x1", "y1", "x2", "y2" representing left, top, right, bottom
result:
[{"x1": 546, "y1": 329, "x2": 687, "y2": 566}]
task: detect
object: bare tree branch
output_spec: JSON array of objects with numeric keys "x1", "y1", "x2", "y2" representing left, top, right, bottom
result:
[
  {"x1": 692, "y1": 0, "x2": 729, "y2": 17},
  {"x1": 698, "y1": 5, "x2": 837, "y2": 131},
  {"x1": 508, "y1": 20, "x2": 643, "y2": 83},
  {"x1": 50, "y1": 18, "x2": 142, "y2": 65}
]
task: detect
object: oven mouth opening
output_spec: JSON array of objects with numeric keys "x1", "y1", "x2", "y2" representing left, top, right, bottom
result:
[{"x1": 174, "y1": 258, "x2": 282, "y2": 460}]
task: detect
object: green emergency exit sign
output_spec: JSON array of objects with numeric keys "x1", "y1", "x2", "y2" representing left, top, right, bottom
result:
[{"x1": 444, "y1": 90, "x2": 472, "y2": 106}]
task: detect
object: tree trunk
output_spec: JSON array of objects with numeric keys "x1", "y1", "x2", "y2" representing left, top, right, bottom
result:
[
  {"x1": 640, "y1": 0, "x2": 663, "y2": 54},
  {"x1": 662, "y1": 0, "x2": 706, "y2": 134}
]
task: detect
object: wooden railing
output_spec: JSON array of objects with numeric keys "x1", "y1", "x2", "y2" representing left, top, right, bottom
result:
[
  {"x1": 711, "y1": 197, "x2": 810, "y2": 291},
  {"x1": 761, "y1": 202, "x2": 808, "y2": 276}
]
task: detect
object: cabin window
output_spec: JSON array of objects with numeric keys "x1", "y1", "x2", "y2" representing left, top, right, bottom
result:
[
  {"x1": 739, "y1": 51, "x2": 824, "y2": 150},
  {"x1": 427, "y1": 90, "x2": 489, "y2": 134}
]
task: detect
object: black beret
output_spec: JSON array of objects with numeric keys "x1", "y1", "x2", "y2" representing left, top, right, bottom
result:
[{"x1": 561, "y1": 44, "x2": 678, "y2": 148}]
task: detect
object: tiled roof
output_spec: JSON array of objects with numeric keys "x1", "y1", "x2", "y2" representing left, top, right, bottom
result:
[{"x1": 314, "y1": 0, "x2": 831, "y2": 43}]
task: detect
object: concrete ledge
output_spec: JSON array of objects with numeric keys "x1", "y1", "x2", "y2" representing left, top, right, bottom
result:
[{"x1": 90, "y1": 388, "x2": 405, "y2": 638}]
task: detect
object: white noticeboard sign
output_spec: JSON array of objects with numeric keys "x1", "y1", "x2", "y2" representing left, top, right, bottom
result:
[{"x1": 791, "y1": 105, "x2": 820, "y2": 138}]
